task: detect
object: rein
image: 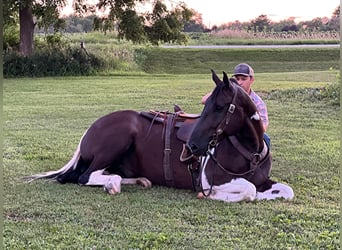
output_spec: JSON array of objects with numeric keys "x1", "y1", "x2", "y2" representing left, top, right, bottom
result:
[
  {"x1": 199, "y1": 140, "x2": 268, "y2": 197},
  {"x1": 206, "y1": 146, "x2": 257, "y2": 177},
  {"x1": 196, "y1": 84, "x2": 268, "y2": 197},
  {"x1": 197, "y1": 87, "x2": 239, "y2": 197}
]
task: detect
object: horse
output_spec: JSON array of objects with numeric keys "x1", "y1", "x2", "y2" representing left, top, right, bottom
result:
[{"x1": 25, "y1": 70, "x2": 294, "y2": 202}]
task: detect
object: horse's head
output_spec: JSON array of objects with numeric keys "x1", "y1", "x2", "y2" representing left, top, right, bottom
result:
[{"x1": 187, "y1": 70, "x2": 263, "y2": 156}]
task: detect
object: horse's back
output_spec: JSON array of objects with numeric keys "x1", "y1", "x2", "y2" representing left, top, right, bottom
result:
[
  {"x1": 79, "y1": 109, "x2": 193, "y2": 189},
  {"x1": 80, "y1": 110, "x2": 141, "y2": 162}
]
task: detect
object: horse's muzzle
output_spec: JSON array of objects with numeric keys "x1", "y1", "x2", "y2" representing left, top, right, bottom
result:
[{"x1": 180, "y1": 144, "x2": 198, "y2": 163}]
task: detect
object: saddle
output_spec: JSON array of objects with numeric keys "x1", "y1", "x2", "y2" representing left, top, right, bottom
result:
[
  {"x1": 140, "y1": 107, "x2": 200, "y2": 142},
  {"x1": 140, "y1": 106, "x2": 200, "y2": 187}
]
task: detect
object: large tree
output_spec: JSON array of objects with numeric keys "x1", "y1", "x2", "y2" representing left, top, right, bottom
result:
[
  {"x1": 4, "y1": 0, "x2": 193, "y2": 55},
  {"x1": 4, "y1": 0, "x2": 66, "y2": 55},
  {"x1": 93, "y1": 0, "x2": 193, "y2": 44}
]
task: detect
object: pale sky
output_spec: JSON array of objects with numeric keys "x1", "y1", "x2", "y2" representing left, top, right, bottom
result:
[
  {"x1": 181, "y1": 0, "x2": 339, "y2": 27},
  {"x1": 62, "y1": 0, "x2": 339, "y2": 27}
]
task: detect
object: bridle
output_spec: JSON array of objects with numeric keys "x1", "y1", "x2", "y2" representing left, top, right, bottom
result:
[
  {"x1": 197, "y1": 85, "x2": 239, "y2": 197},
  {"x1": 197, "y1": 84, "x2": 268, "y2": 197},
  {"x1": 208, "y1": 84, "x2": 238, "y2": 149}
]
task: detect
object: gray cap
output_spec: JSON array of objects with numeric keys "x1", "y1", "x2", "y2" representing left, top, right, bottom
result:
[{"x1": 232, "y1": 63, "x2": 254, "y2": 77}]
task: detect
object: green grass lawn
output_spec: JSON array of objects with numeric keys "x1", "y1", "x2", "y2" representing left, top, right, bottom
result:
[
  {"x1": 3, "y1": 71, "x2": 339, "y2": 249},
  {"x1": 137, "y1": 48, "x2": 339, "y2": 74}
]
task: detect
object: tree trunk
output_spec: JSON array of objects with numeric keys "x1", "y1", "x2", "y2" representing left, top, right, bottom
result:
[{"x1": 19, "y1": 4, "x2": 35, "y2": 56}]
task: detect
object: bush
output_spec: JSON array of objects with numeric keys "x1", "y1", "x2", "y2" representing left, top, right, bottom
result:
[
  {"x1": 267, "y1": 72, "x2": 340, "y2": 106},
  {"x1": 3, "y1": 24, "x2": 20, "y2": 51},
  {"x1": 320, "y1": 72, "x2": 340, "y2": 105},
  {"x1": 3, "y1": 47, "x2": 105, "y2": 77}
]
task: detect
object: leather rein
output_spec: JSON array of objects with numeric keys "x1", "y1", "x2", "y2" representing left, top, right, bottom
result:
[{"x1": 197, "y1": 85, "x2": 268, "y2": 196}]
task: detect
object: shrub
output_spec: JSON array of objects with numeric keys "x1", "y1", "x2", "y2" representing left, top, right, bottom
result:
[
  {"x1": 3, "y1": 47, "x2": 105, "y2": 77},
  {"x1": 3, "y1": 24, "x2": 20, "y2": 52},
  {"x1": 267, "y1": 72, "x2": 340, "y2": 106},
  {"x1": 319, "y1": 72, "x2": 340, "y2": 106}
]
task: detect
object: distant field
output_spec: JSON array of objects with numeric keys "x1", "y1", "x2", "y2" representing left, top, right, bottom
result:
[
  {"x1": 3, "y1": 71, "x2": 339, "y2": 249},
  {"x1": 138, "y1": 47, "x2": 340, "y2": 74},
  {"x1": 61, "y1": 32, "x2": 340, "y2": 75}
]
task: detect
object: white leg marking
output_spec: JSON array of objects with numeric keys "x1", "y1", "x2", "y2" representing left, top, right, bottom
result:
[
  {"x1": 201, "y1": 173, "x2": 256, "y2": 202},
  {"x1": 121, "y1": 177, "x2": 152, "y2": 188},
  {"x1": 86, "y1": 170, "x2": 122, "y2": 195},
  {"x1": 199, "y1": 154, "x2": 256, "y2": 202},
  {"x1": 256, "y1": 183, "x2": 294, "y2": 200}
]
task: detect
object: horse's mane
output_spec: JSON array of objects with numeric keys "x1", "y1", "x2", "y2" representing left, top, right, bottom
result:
[{"x1": 230, "y1": 79, "x2": 265, "y2": 150}]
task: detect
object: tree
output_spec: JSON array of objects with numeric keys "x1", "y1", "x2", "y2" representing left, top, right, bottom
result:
[
  {"x1": 94, "y1": 0, "x2": 193, "y2": 44},
  {"x1": 146, "y1": 2, "x2": 193, "y2": 44},
  {"x1": 272, "y1": 18, "x2": 298, "y2": 32},
  {"x1": 58, "y1": 15, "x2": 94, "y2": 33},
  {"x1": 183, "y1": 10, "x2": 207, "y2": 32},
  {"x1": 328, "y1": 5, "x2": 340, "y2": 31},
  {"x1": 4, "y1": 0, "x2": 67, "y2": 55},
  {"x1": 250, "y1": 14, "x2": 272, "y2": 32},
  {"x1": 4, "y1": 0, "x2": 193, "y2": 55},
  {"x1": 332, "y1": 5, "x2": 340, "y2": 17}
]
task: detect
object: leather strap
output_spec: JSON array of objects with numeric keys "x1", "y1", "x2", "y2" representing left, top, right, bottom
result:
[
  {"x1": 228, "y1": 136, "x2": 268, "y2": 171},
  {"x1": 163, "y1": 114, "x2": 176, "y2": 186}
]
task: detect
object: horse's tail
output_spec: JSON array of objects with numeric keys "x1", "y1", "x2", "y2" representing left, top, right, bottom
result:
[{"x1": 24, "y1": 130, "x2": 87, "y2": 183}]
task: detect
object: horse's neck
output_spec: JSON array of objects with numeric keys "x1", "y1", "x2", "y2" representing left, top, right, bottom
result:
[{"x1": 236, "y1": 117, "x2": 264, "y2": 152}]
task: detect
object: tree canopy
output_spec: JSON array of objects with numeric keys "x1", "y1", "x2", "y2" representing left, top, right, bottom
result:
[
  {"x1": 3, "y1": 1, "x2": 340, "y2": 55},
  {"x1": 4, "y1": 0, "x2": 193, "y2": 55}
]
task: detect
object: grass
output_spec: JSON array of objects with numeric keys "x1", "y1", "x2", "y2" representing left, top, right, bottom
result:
[
  {"x1": 56, "y1": 32, "x2": 340, "y2": 75},
  {"x1": 64, "y1": 31, "x2": 340, "y2": 47},
  {"x1": 137, "y1": 47, "x2": 340, "y2": 74},
  {"x1": 3, "y1": 70, "x2": 339, "y2": 249},
  {"x1": 188, "y1": 30, "x2": 340, "y2": 46}
]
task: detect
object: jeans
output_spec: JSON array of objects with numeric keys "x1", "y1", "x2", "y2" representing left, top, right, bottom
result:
[{"x1": 263, "y1": 133, "x2": 271, "y2": 149}]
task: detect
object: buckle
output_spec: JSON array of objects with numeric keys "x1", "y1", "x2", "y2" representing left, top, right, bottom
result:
[
  {"x1": 228, "y1": 104, "x2": 235, "y2": 113},
  {"x1": 252, "y1": 153, "x2": 261, "y2": 163}
]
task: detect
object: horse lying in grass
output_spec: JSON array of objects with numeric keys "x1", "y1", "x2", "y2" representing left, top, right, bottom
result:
[{"x1": 26, "y1": 70, "x2": 294, "y2": 202}]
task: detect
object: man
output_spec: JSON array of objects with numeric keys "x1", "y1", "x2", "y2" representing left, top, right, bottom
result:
[{"x1": 202, "y1": 63, "x2": 270, "y2": 147}]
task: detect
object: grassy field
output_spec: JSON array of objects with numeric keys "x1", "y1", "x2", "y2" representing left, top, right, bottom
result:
[
  {"x1": 186, "y1": 31, "x2": 340, "y2": 46},
  {"x1": 59, "y1": 32, "x2": 340, "y2": 75},
  {"x1": 138, "y1": 47, "x2": 340, "y2": 74},
  {"x1": 3, "y1": 70, "x2": 339, "y2": 249}
]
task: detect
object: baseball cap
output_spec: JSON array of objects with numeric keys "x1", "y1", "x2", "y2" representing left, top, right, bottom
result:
[{"x1": 232, "y1": 63, "x2": 254, "y2": 77}]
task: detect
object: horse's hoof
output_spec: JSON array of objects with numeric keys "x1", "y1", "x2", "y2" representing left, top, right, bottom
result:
[
  {"x1": 104, "y1": 182, "x2": 120, "y2": 195},
  {"x1": 136, "y1": 177, "x2": 152, "y2": 188},
  {"x1": 197, "y1": 192, "x2": 205, "y2": 199}
]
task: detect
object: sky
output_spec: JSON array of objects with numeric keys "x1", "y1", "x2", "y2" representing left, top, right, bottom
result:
[
  {"x1": 62, "y1": 0, "x2": 339, "y2": 27},
  {"x1": 180, "y1": 0, "x2": 339, "y2": 27}
]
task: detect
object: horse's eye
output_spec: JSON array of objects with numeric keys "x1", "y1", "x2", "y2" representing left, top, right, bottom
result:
[{"x1": 215, "y1": 105, "x2": 224, "y2": 112}]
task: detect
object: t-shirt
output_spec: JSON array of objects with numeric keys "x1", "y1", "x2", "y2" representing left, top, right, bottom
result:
[{"x1": 250, "y1": 90, "x2": 269, "y2": 130}]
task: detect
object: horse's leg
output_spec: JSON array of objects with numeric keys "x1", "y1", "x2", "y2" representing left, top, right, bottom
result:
[
  {"x1": 198, "y1": 178, "x2": 257, "y2": 202},
  {"x1": 121, "y1": 177, "x2": 152, "y2": 188},
  {"x1": 85, "y1": 170, "x2": 123, "y2": 195},
  {"x1": 83, "y1": 170, "x2": 152, "y2": 195},
  {"x1": 77, "y1": 156, "x2": 113, "y2": 185},
  {"x1": 103, "y1": 177, "x2": 152, "y2": 195},
  {"x1": 256, "y1": 183, "x2": 294, "y2": 200},
  {"x1": 56, "y1": 157, "x2": 88, "y2": 184}
]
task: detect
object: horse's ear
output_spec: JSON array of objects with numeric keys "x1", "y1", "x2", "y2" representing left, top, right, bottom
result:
[
  {"x1": 211, "y1": 69, "x2": 221, "y2": 85},
  {"x1": 222, "y1": 71, "x2": 230, "y2": 88}
]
